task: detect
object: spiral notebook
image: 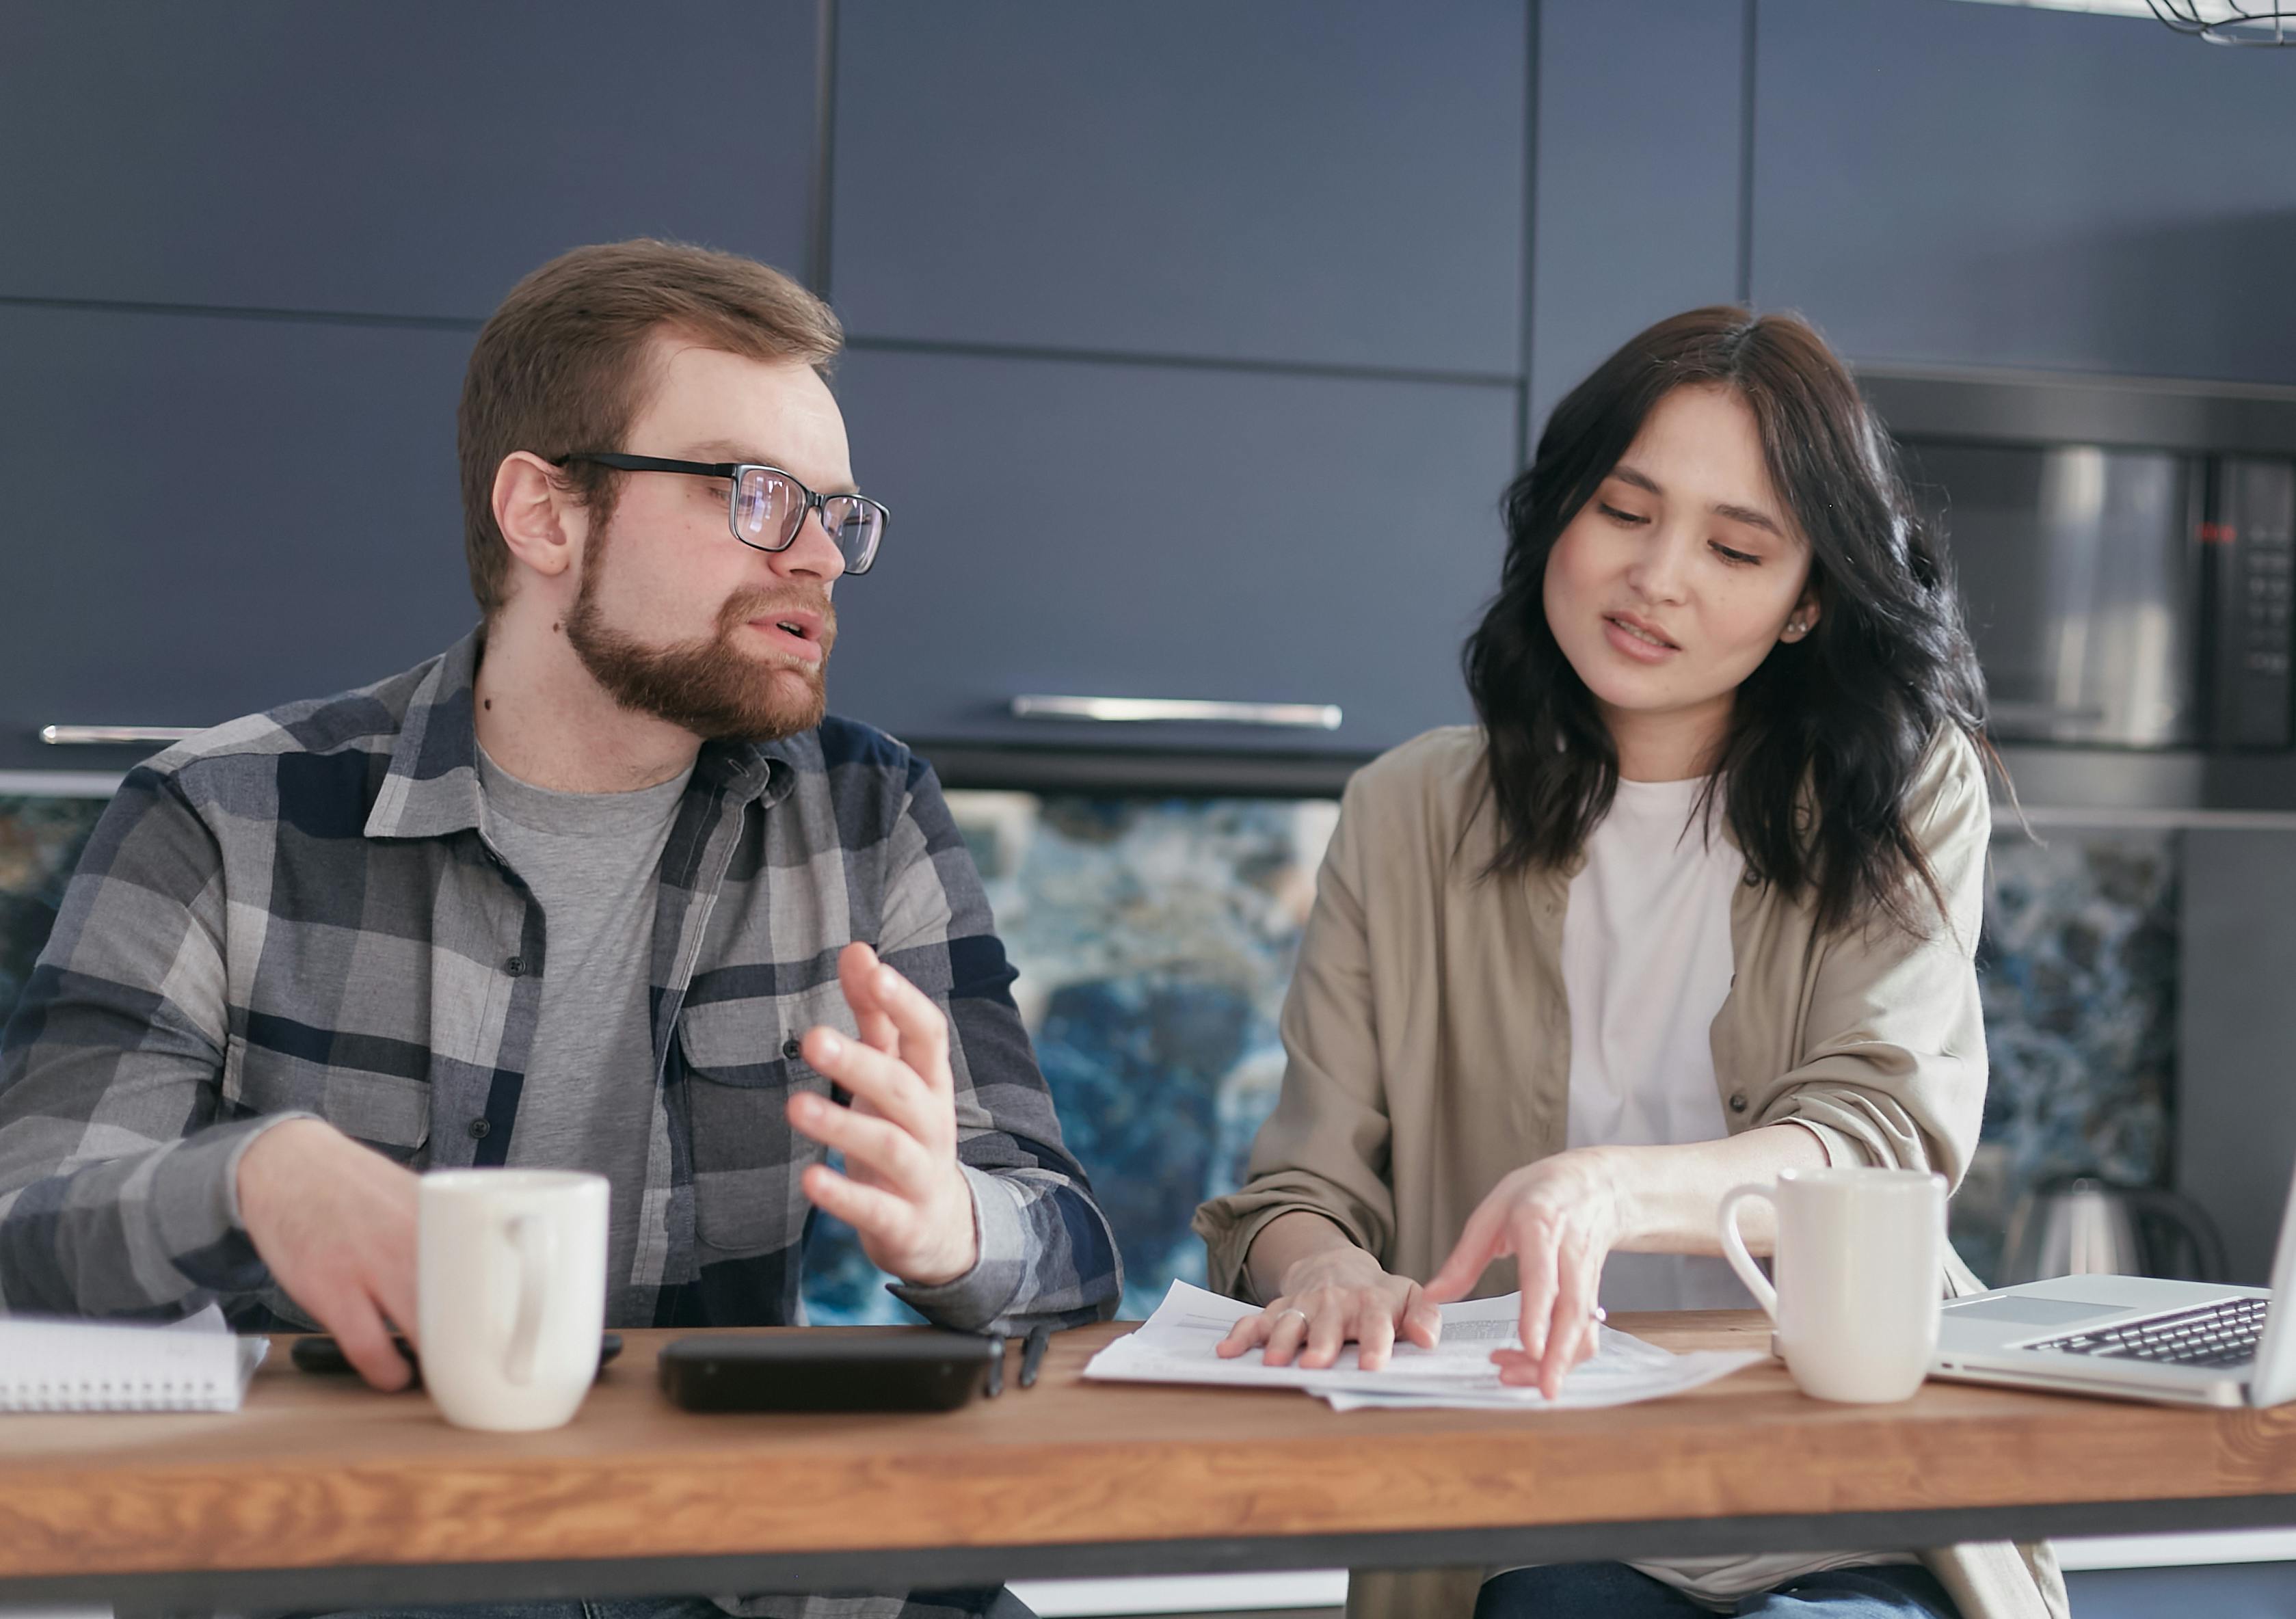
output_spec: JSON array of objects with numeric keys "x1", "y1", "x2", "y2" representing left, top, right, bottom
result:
[{"x1": 0, "y1": 1304, "x2": 268, "y2": 1413}]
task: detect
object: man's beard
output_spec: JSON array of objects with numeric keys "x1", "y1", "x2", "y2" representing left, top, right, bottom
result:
[{"x1": 563, "y1": 531, "x2": 838, "y2": 742}]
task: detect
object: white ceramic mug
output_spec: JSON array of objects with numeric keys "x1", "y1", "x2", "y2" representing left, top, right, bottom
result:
[
  {"x1": 1717, "y1": 1166, "x2": 1946, "y2": 1404},
  {"x1": 417, "y1": 1168, "x2": 609, "y2": 1432}
]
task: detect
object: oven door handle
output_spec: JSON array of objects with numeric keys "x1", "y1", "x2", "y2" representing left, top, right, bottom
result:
[
  {"x1": 40, "y1": 725, "x2": 205, "y2": 747},
  {"x1": 1009, "y1": 695, "x2": 1342, "y2": 730}
]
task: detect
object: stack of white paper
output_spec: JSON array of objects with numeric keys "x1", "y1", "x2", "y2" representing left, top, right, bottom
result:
[
  {"x1": 1084, "y1": 1281, "x2": 1762, "y2": 1410},
  {"x1": 0, "y1": 1304, "x2": 269, "y2": 1413}
]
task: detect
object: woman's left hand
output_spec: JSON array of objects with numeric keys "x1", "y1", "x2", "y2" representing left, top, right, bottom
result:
[{"x1": 1420, "y1": 1147, "x2": 1628, "y2": 1399}]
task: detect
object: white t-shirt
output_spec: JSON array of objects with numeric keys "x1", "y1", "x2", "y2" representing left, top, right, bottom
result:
[
  {"x1": 1554, "y1": 774, "x2": 1912, "y2": 1607},
  {"x1": 1560, "y1": 775, "x2": 1755, "y2": 1313}
]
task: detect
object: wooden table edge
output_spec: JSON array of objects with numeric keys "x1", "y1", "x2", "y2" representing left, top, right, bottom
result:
[{"x1": 5, "y1": 1316, "x2": 2295, "y2": 1605}]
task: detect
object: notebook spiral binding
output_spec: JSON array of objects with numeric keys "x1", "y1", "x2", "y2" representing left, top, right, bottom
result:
[
  {"x1": 0, "y1": 1308, "x2": 261, "y2": 1412},
  {"x1": 2, "y1": 1376, "x2": 225, "y2": 1413}
]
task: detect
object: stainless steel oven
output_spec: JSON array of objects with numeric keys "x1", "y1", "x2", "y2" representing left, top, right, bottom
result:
[{"x1": 1861, "y1": 368, "x2": 2296, "y2": 751}]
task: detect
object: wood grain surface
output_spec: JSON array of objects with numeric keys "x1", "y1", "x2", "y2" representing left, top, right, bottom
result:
[{"x1": 0, "y1": 1313, "x2": 2291, "y2": 1581}]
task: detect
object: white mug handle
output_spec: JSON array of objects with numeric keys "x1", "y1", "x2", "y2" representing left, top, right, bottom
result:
[
  {"x1": 1717, "y1": 1183, "x2": 1780, "y2": 1320},
  {"x1": 503, "y1": 1213, "x2": 556, "y2": 1388}
]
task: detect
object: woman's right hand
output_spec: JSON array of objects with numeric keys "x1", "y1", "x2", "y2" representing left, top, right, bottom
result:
[{"x1": 1214, "y1": 1244, "x2": 1441, "y2": 1370}]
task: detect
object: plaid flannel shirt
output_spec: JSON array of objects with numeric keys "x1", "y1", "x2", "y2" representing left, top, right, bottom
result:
[{"x1": 0, "y1": 630, "x2": 1121, "y2": 1339}]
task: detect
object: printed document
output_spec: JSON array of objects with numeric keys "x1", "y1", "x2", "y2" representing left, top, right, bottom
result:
[{"x1": 1084, "y1": 1280, "x2": 1762, "y2": 1410}]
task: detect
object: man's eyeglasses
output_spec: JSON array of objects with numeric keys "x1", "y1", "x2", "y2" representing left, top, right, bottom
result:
[{"x1": 556, "y1": 452, "x2": 888, "y2": 575}]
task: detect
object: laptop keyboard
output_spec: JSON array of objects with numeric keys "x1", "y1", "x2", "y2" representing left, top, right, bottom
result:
[{"x1": 2027, "y1": 1295, "x2": 2267, "y2": 1369}]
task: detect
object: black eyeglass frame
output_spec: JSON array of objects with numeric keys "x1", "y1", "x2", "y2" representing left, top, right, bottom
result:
[{"x1": 555, "y1": 451, "x2": 888, "y2": 574}]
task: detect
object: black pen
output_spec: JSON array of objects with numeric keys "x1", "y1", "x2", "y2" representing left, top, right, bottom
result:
[{"x1": 1018, "y1": 1322, "x2": 1053, "y2": 1388}]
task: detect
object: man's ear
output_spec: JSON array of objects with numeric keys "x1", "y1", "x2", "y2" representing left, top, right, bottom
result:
[{"x1": 492, "y1": 452, "x2": 583, "y2": 583}]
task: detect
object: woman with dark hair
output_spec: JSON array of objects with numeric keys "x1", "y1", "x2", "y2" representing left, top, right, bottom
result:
[{"x1": 1194, "y1": 309, "x2": 2064, "y2": 1619}]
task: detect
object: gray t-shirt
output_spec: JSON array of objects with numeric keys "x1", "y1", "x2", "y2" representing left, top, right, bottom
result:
[{"x1": 477, "y1": 745, "x2": 693, "y2": 1325}]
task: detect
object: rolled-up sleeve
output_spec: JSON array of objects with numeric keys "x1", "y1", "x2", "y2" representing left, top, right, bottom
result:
[
  {"x1": 875, "y1": 760, "x2": 1121, "y2": 1333},
  {"x1": 1193, "y1": 775, "x2": 1398, "y2": 1300},
  {"x1": 1754, "y1": 728, "x2": 1992, "y2": 1190}
]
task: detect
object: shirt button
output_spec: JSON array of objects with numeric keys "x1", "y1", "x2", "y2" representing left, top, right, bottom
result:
[
  {"x1": 1728, "y1": 1093, "x2": 1749, "y2": 1114},
  {"x1": 504, "y1": 956, "x2": 526, "y2": 976},
  {"x1": 467, "y1": 1118, "x2": 492, "y2": 1139},
  {"x1": 782, "y1": 1036, "x2": 803, "y2": 1060}
]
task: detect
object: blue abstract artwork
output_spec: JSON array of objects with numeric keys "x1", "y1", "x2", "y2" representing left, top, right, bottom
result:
[
  {"x1": 801, "y1": 793, "x2": 1332, "y2": 1322},
  {"x1": 1960, "y1": 825, "x2": 2178, "y2": 1284},
  {"x1": 0, "y1": 795, "x2": 107, "y2": 1032}
]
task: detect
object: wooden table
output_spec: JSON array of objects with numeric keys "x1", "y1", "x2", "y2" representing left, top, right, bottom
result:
[{"x1": 4, "y1": 1314, "x2": 2296, "y2": 1611}]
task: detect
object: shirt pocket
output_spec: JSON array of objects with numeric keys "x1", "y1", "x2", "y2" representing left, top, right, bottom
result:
[
  {"x1": 224, "y1": 1030, "x2": 433, "y2": 1162},
  {"x1": 676, "y1": 980, "x2": 856, "y2": 1255}
]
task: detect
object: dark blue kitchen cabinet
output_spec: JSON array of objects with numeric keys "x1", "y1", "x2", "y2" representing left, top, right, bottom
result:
[
  {"x1": 0, "y1": 304, "x2": 477, "y2": 772},
  {"x1": 1752, "y1": 0, "x2": 2296, "y2": 385},
  {"x1": 2068, "y1": 1563, "x2": 2296, "y2": 1619},
  {"x1": 824, "y1": 349, "x2": 1520, "y2": 757},
  {"x1": 2178, "y1": 829, "x2": 2296, "y2": 1286},
  {"x1": 0, "y1": 1, "x2": 1539, "y2": 778},
  {"x1": 0, "y1": 1, "x2": 817, "y2": 320},
  {"x1": 829, "y1": 0, "x2": 1528, "y2": 378},
  {"x1": 1527, "y1": 0, "x2": 1748, "y2": 438}
]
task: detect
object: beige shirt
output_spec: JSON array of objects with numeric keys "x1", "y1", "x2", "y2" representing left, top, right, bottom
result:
[{"x1": 1192, "y1": 725, "x2": 2066, "y2": 1619}]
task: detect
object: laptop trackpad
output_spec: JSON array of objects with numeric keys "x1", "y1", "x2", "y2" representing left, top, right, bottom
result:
[{"x1": 1943, "y1": 1296, "x2": 2124, "y2": 1326}]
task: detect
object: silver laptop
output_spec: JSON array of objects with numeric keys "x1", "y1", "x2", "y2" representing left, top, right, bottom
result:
[{"x1": 1933, "y1": 1166, "x2": 2296, "y2": 1408}]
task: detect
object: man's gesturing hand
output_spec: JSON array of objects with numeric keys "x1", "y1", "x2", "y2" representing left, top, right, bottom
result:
[
  {"x1": 235, "y1": 1117, "x2": 421, "y2": 1391},
  {"x1": 786, "y1": 941, "x2": 978, "y2": 1287}
]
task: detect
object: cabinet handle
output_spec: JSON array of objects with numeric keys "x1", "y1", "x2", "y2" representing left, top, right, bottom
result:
[
  {"x1": 1009, "y1": 695, "x2": 1342, "y2": 730},
  {"x1": 40, "y1": 725, "x2": 204, "y2": 747}
]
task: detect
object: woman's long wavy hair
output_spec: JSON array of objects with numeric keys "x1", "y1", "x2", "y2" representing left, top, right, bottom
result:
[{"x1": 1462, "y1": 306, "x2": 1988, "y2": 936}]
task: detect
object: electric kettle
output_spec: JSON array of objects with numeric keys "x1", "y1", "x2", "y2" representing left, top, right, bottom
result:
[{"x1": 1999, "y1": 1177, "x2": 2229, "y2": 1286}]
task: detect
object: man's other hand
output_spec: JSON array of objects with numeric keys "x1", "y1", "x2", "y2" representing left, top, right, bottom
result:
[
  {"x1": 235, "y1": 1118, "x2": 421, "y2": 1390},
  {"x1": 786, "y1": 941, "x2": 978, "y2": 1287}
]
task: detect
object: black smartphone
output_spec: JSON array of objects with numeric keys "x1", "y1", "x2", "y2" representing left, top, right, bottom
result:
[
  {"x1": 290, "y1": 1332, "x2": 623, "y2": 1385},
  {"x1": 658, "y1": 1330, "x2": 998, "y2": 1413}
]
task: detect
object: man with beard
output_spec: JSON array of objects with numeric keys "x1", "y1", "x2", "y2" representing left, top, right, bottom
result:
[{"x1": 0, "y1": 241, "x2": 1118, "y2": 1618}]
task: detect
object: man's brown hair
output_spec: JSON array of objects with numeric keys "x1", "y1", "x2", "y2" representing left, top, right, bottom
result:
[{"x1": 456, "y1": 239, "x2": 843, "y2": 616}]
